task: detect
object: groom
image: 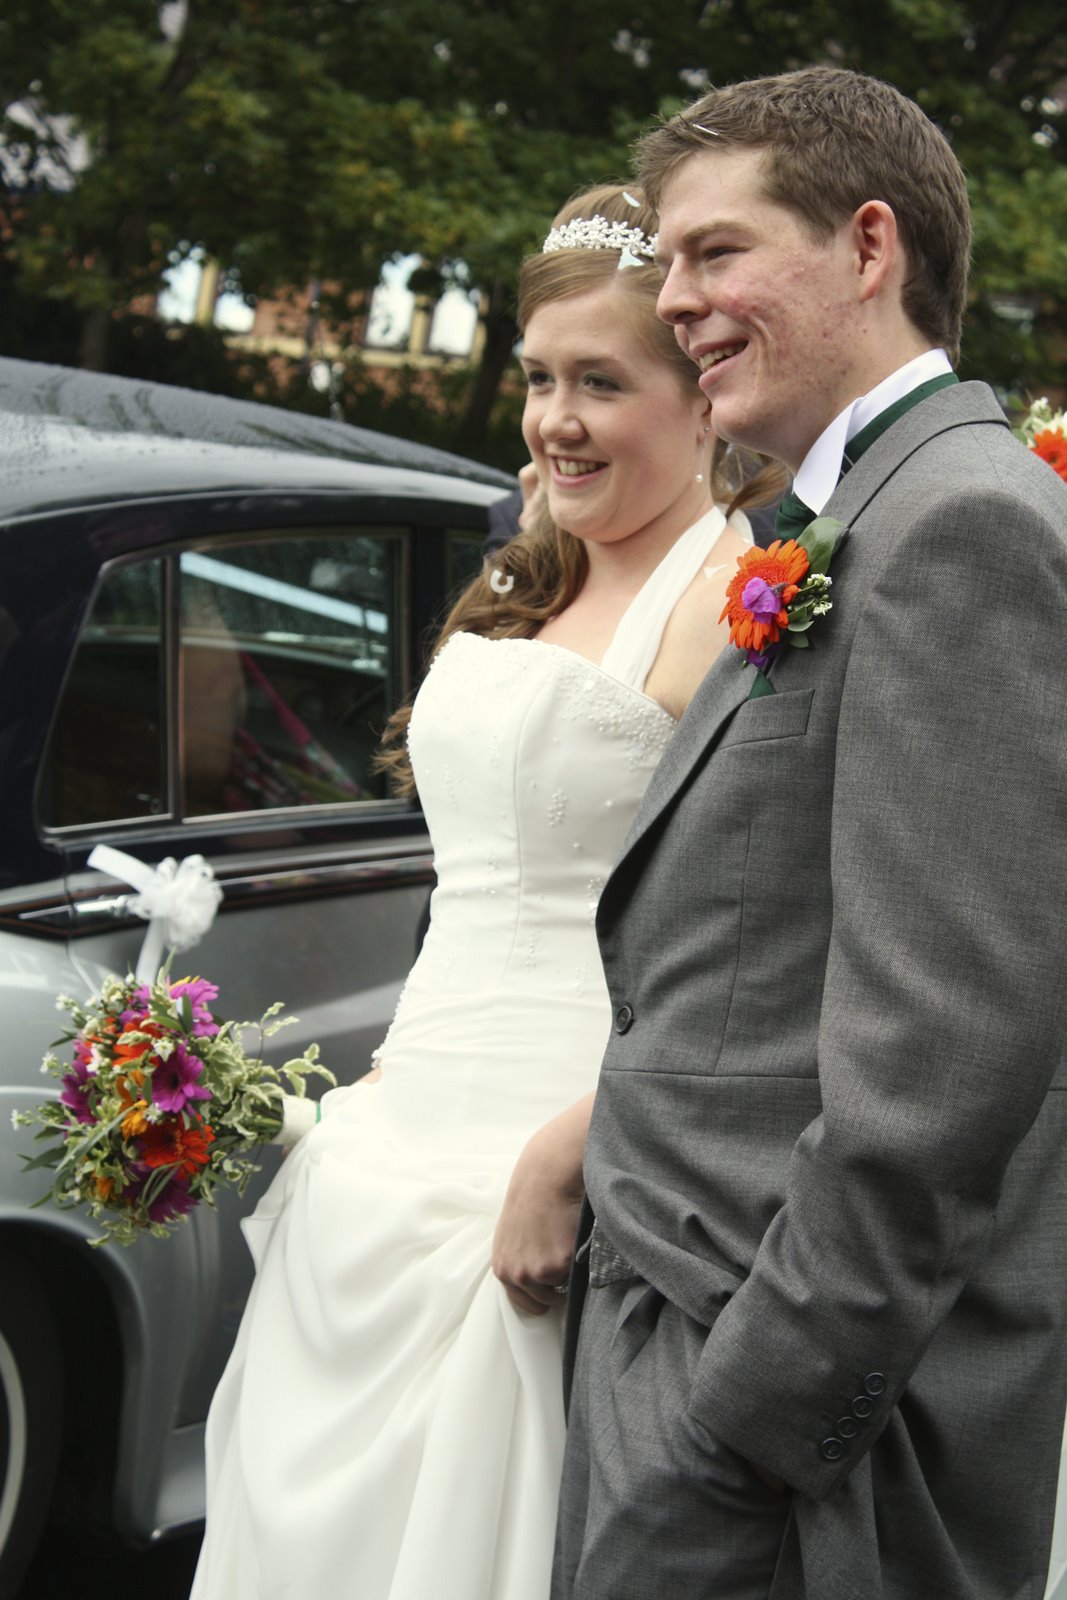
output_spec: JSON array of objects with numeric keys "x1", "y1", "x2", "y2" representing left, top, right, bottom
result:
[{"x1": 552, "y1": 67, "x2": 1067, "y2": 1600}]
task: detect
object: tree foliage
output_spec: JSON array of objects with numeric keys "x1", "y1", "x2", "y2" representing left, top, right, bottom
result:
[{"x1": 1, "y1": 0, "x2": 1064, "y2": 457}]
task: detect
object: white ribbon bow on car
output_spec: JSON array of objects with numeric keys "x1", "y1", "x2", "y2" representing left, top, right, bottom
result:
[{"x1": 86, "y1": 846, "x2": 224, "y2": 982}]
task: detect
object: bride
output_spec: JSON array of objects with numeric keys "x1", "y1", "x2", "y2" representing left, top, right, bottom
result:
[{"x1": 190, "y1": 183, "x2": 782, "y2": 1600}]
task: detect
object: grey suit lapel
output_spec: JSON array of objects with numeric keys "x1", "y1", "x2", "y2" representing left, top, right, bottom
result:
[{"x1": 614, "y1": 382, "x2": 1008, "y2": 868}]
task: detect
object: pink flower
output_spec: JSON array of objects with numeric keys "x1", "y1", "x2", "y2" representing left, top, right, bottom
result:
[
  {"x1": 151, "y1": 1041, "x2": 212, "y2": 1113},
  {"x1": 59, "y1": 1052, "x2": 96, "y2": 1125},
  {"x1": 125, "y1": 976, "x2": 220, "y2": 1038}
]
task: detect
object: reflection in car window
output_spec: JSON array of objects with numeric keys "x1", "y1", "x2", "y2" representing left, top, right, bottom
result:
[
  {"x1": 38, "y1": 561, "x2": 164, "y2": 827},
  {"x1": 180, "y1": 534, "x2": 400, "y2": 816},
  {"x1": 40, "y1": 532, "x2": 405, "y2": 832}
]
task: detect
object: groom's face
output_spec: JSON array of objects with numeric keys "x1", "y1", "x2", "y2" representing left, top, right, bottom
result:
[{"x1": 655, "y1": 146, "x2": 865, "y2": 472}]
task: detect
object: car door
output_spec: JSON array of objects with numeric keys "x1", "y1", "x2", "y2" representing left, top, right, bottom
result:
[{"x1": 33, "y1": 507, "x2": 484, "y2": 1413}]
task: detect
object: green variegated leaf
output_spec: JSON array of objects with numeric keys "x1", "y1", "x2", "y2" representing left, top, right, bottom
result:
[{"x1": 797, "y1": 517, "x2": 846, "y2": 575}]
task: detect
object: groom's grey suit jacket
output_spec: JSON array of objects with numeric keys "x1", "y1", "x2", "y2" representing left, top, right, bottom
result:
[{"x1": 580, "y1": 382, "x2": 1067, "y2": 1576}]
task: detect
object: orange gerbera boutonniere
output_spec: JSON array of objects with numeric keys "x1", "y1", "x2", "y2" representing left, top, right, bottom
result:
[
  {"x1": 720, "y1": 516, "x2": 846, "y2": 671},
  {"x1": 1017, "y1": 397, "x2": 1067, "y2": 484}
]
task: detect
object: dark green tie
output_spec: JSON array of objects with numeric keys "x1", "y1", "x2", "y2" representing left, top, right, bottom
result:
[
  {"x1": 773, "y1": 372, "x2": 959, "y2": 541},
  {"x1": 774, "y1": 487, "x2": 815, "y2": 541}
]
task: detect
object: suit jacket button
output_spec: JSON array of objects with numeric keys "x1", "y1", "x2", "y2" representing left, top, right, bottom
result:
[
  {"x1": 864, "y1": 1372, "x2": 886, "y2": 1397},
  {"x1": 819, "y1": 1436, "x2": 846, "y2": 1462},
  {"x1": 851, "y1": 1395, "x2": 874, "y2": 1420},
  {"x1": 614, "y1": 1004, "x2": 634, "y2": 1034},
  {"x1": 837, "y1": 1417, "x2": 859, "y2": 1440}
]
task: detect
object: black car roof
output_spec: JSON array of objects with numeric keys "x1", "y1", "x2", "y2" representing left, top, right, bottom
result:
[{"x1": 0, "y1": 357, "x2": 514, "y2": 521}]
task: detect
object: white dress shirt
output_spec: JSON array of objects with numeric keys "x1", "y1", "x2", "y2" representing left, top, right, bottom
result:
[{"x1": 794, "y1": 349, "x2": 953, "y2": 515}]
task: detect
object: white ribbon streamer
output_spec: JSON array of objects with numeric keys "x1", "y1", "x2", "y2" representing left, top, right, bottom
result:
[{"x1": 86, "y1": 846, "x2": 223, "y2": 982}]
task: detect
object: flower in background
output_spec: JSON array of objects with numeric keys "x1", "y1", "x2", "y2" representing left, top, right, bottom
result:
[{"x1": 1017, "y1": 397, "x2": 1067, "y2": 484}]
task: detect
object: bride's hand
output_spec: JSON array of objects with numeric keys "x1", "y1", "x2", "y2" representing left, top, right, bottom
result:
[{"x1": 492, "y1": 1093, "x2": 592, "y2": 1315}]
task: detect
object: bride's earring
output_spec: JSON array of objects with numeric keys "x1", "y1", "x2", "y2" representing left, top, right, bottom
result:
[{"x1": 696, "y1": 424, "x2": 709, "y2": 484}]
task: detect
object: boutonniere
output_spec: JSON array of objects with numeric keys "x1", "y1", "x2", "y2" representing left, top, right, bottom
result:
[
  {"x1": 720, "y1": 517, "x2": 847, "y2": 676},
  {"x1": 1016, "y1": 397, "x2": 1067, "y2": 483}
]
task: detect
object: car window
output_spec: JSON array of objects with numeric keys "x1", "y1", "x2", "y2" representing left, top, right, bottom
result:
[
  {"x1": 39, "y1": 528, "x2": 407, "y2": 830},
  {"x1": 446, "y1": 530, "x2": 485, "y2": 599},
  {"x1": 37, "y1": 560, "x2": 165, "y2": 827},
  {"x1": 180, "y1": 533, "x2": 401, "y2": 816}
]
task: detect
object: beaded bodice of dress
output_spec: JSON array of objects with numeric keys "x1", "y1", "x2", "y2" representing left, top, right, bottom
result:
[{"x1": 405, "y1": 633, "x2": 675, "y2": 1002}]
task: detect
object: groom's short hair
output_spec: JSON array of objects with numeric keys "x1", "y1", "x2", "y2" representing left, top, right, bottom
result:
[{"x1": 636, "y1": 66, "x2": 971, "y2": 365}]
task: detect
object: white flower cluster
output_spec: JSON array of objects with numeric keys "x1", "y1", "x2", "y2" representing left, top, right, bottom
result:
[
  {"x1": 1018, "y1": 395, "x2": 1067, "y2": 447},
  {"x1": 542, "y1": 215, "x2": 658, "y2": 260}
]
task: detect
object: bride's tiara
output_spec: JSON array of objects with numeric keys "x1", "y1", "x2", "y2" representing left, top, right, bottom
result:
[{"x1": 541, "y1": 215, "x2": 659, "y2": 270}]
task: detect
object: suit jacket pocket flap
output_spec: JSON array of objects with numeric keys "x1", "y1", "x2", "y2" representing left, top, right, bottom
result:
[{"x1": 719, "y1": 686, "x2": 814, "y2": 749}]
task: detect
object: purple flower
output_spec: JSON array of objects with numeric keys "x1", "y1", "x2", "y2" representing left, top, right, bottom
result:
[
  {"x1": 151, "y1": 1040, "x2": 212, "y2": 1113},
  {"x1": 169, "y1": 977, "x2": 220, "y2": 1037},
  {"x1": 125, "y1": 976, "x2": 220, "y2": 1038},
  {"x1": 59, "y1": 1052, "x2": 96, "y2": 1125},
  {"x1": 740, "y1": 576, "x2": 784, "y2": 620},
  {"x1": 128, "y1": 1169, "x2": 197, "y2": 1224}
]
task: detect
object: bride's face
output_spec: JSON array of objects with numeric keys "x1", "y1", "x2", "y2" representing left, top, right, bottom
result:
[{"x1": 520, "y1": 278, "x2": 710, "y2": 552}]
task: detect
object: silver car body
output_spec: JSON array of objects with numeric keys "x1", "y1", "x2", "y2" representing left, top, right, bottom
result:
[{"x1": 0, "y1": 358, "x2": 512, "y2": 1578}]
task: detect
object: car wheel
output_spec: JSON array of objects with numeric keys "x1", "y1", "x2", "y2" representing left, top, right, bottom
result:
[{"x1": 0, "y1": 1261, "x2": 63, "y2": 1596}]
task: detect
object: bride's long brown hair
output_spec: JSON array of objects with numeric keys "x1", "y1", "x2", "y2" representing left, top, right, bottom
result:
[{"x1": 378, "y1": 183, "x2": 786, "y2": 795}]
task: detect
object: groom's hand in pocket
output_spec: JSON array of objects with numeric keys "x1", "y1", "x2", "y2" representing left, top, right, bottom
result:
[
  {"x1": 750, "y1": 1462, "x2": 787, "y2": 1494},
  {"x1": 492, "y1": 1093, "x2": 593, "y2": 1314}
]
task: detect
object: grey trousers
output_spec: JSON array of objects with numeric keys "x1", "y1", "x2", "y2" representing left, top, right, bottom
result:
[
  {"x1": 551, "y1": 1231, "x2": 1042, "y2": 1600},
  {"x1": 552, "y1": 1247, "x2": 797, "y2": 1600}
]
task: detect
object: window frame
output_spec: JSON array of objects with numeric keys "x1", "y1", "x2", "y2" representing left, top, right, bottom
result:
[{"x1": 38, "y1": 523, "x2": 419, "y2": 840}]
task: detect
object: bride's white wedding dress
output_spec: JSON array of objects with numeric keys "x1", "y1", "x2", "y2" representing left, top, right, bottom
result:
[{"x1": 191, "y1": 505, "x2": 748, "y2": 1600}]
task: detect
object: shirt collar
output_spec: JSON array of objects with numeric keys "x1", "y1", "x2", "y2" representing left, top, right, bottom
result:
[{"x1": 794, "y1": 349, "x2": 953, "y2": 515}]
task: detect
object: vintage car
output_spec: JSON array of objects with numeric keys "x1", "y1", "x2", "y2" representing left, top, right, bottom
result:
[{"x1": 0, "y1": 357, "x2": 513, "y2": 1590}]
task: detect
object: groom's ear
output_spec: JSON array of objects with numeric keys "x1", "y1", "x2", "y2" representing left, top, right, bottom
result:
[{"x1": 851, "y1": 200, "x2": 899, "y2": 304}]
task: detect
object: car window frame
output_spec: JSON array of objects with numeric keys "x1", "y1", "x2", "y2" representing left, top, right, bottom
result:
[{"x1": 34, "y1": 507, "x2": 447, "y2": 845}]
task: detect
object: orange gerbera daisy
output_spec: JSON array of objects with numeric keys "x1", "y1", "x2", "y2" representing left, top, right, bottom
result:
[
  {"x1": 115, "y1": 1068, "x2": 150, "y2": 1139},
  {"x1": 113, "y1": 1020, "x2": 164, "y2": 1068},
  {"x1": 1032, "y1": 427, "x2": 1067, "y2": 484},
  {"x1": 138, "y1": 1119, "x2": 215, "y2": 1180},
  {"x1": 719, "y1": 538, "x2": 810, "y2": 655}
]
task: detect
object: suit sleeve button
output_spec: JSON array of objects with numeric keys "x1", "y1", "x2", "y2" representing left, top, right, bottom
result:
[
  {"x1": 819, "y1": 1436, "x2": 846, "y2": 1462},
  {"x1": 614, "y1": 1004, "x2": 634, "y2": 1034},
  {"x1": 864, "y1": 1372, "x2": 886, "y2": 1397},
  {"x1": 851, "y1": 1395, "x2": 874, "y2": 1420},
  {"x1": 837, "y1": 1417, "x2": 859, "y2": 1439}
]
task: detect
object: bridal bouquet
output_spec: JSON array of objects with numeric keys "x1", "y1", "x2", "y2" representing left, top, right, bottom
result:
[
  {"x1": 1017, "y1": 396, "x2": 1067, "y2": 483},
  {"x1": 15, "y1": 968, "x2": 334, "y2": 1246}
]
